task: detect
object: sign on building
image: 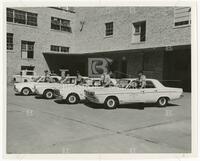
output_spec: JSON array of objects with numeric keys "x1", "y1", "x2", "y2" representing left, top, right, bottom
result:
[{"x1": 88, "y1": 58, "x2": 113, "y2": 77}]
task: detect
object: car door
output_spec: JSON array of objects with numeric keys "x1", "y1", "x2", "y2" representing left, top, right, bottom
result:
[
  {"x1": 126, "y1": 82, "x2": 144, "y2": 103},
  {"x1": 141, "y1": 80, "x2": 158, "y2": 103}
]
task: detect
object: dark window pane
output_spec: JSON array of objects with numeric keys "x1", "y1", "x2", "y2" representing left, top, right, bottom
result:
[
  {"x1": 51, "y1": 17, "x2": 60, "y2": 30},
  {"x1": 7, "y1": 8, "x2": 14, "y2": 22},
  {"x1": 61, "y1": 26, "x2": 72, "y2": 32},
  {"x1": 7, "y1": 33, "x2": 13, "y2": 50},
  {"x1": 105, "y1": 22, "x2": 113, "y2": 36},
  {"x1": 145, "y1": 81, "x2": 155, "y2": 88},
  {"x1": 14, "y1": 10, "x2": 26, "y2": 24},
  {"x1": 51, "y1": 45, "x2": 60, "y2": 52},
  {"x1": 27, "y1": 51, "x2": 34, "y2": 58},
  {"x1": 61, "y1": 46, "x2": 69, "y2": 52},
  {"x1": 175, "y1": 21, "x2": 189, "y2": 26},
  {"x1": 140, "y1": 22, "x2": 146, "y2": 41},
  {"x1": 27, "y1": 12, "x2": 37, "y2": 26}
]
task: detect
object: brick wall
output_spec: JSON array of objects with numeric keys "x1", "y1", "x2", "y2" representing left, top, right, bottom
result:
[
  {"x1": 73, "y1": 7, "x2": 191, "y2": 53},
  {"x1": 7, "y1": 7, "x2": 75, "y2": 82}
]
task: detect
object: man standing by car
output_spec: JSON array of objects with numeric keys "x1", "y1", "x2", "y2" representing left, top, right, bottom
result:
[
  {"x1": 136, "y1": 71, "x2": 146, "y2": 88},
  {"x1": 76, "y1": 71, "x2": 83, "y2": 85},
  {"x1": 101, "y1": 70, "x2": 111, "y2": 87}
]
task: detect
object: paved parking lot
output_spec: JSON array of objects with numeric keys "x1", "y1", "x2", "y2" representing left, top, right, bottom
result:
[{"x1": 6, "y1": 85, "x2": 191, "y2": 153}]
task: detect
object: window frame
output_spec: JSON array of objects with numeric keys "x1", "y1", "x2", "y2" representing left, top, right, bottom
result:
[
  {"x1": 50, "y1": 45, "x2": 69, "y2": 53},
  {"x1": 21, "y1": 40, "x2": 35, "y2": 59},
  {"x1": 132, "y1": 21, "x2": 146, "y2": 43},
  {"x1": 51, "y1": 16, "x2": 72, "y2": 33},
  {"x1": 7, "y1": 33, "x2": 14, "y2": 50},
  {"x1": 7, "y1": 8, "x2": 38, "y2": 27},
  {"x1": 105, "y1": 22, "x2": 114, "y2": 37},
  {"x1": 174, "y1": 7, "x2": 191, "y2": 28}
]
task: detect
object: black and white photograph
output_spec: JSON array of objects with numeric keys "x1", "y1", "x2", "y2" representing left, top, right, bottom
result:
[{"x1": 1, "y1": 0, "x2": 198, "y2": 159}]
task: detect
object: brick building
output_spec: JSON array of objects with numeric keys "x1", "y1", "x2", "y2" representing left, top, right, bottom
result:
[
  {"x1": 7, "y1": 7, "x2": 191, "y2": 91},
  {"x1": 7, "y1": 7, "x2": 75, "y2": 81}
]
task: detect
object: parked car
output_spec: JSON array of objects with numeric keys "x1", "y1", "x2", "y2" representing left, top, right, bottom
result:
[
  {"x1": 13, "y1": 70, "x2": 39, "y2": 83},
  {"x1": 55, "y1": 78, "x2": 117, "y2": 104},
  {"x1": 84, "y1": 78, "x2": 183, "y2": 109},
  {"x1": 13, "y1": 76, "x2": 61, "y2": 96},
  {"x1": 34, "y1": 76, "x2": 88, "y2": 99}
]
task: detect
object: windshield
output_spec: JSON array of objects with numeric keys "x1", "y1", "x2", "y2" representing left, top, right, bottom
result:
[
  {"x1": 116, "y1": 79, "x2": 131, "y2": 88},
  {"x1": 33, "y1": 76, "x2": 41, "y2": 82}
]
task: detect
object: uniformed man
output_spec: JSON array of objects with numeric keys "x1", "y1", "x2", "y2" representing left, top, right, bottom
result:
[{"x1": 136, "y1": 71, "x2": 146, "y2": 88}]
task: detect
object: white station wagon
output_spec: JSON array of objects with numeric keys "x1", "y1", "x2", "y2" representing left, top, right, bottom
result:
[
  {"x1": 84, "y1": 78, "x2": 183, "y2": 109},
  {"x1": 13, "y1": 76, "x2": 61, "y2": 96}
]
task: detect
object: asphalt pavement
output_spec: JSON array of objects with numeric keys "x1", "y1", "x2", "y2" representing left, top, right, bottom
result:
[{"x1": 6, "y1": 85, "x2": 191, "y2": 153}]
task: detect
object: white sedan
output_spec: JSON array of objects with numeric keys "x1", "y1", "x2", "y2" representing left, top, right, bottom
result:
[
  {"x1": 13, "y1": 76, "x2": 61, "y2": 96},
  {"x1": 55, "y1": 78, "x2": 117, "y2": 104},
  {"x1": 34, "y1": 76, "x2": 88, "y2": 99},
  {"x1": 84, "y1": 78, "x2": 183, "y2": 109}
]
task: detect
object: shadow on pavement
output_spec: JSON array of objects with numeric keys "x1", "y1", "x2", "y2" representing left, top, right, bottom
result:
[
  {"x1": 15, "y1": 93, "x2": 35, "y2": 96},
  {"x1": 84, "y1": 102, "x2": 179, "y2": 110},
  {"x1": 54, "y1": 99, "x2": 67, "y2": 104},
  {"x1": 34, "y1": 95, "x2": 54, "y2": 100},
  {"x1": 54, "y1": 99, "x2": 86, "y2": 105}
]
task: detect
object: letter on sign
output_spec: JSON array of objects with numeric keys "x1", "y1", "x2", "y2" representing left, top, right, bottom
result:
[{"x1": 88, "y1": 58, "x2": 112, "y2": 77}]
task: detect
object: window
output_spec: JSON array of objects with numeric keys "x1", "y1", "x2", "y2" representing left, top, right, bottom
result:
[
  {"x1": 14, "y1": 10, "x2": 26, "y2": 24},
  {"x1": 51, "y1": 45, "x2": 60, "y2": 52},
  {"x1": 132, "y1": 21, "x2": 146, "y2": 43},
  {"x1": 105, "y1": 22, "x2": 113, "y2": 36},
  {"x1": 7, "y1": 8, "x2": 37, "y2": 26},
  {"x1": 174, "y1": 7, "x2": 191, "y2": 27},
  {"x1": 50, "y1": 45, "x2": 69, "y2": 53},
  {"x1": 51, "y1": 17, "x2": 72, "y2": 32},
  {"x1": 7, "y1": 33, "x2": 13, "y2": 50},
  {"x1": 61, "y1": 46, "x2": 69, "y2": 52},
  {"x1": 63, "y1": 78, "x2": 76, "y2": 84},
  {"x1": 7, "y1": 8, "x2": 14, "y2": 22},
  {"x1": 21, "y1": 41, "x2": 35, "y2": 59},
  {"x1": 27, "y1": 12, "x2": 37, "y2": 26},
  {"x1": 20, "y1": 66, "x2": 35, "y2": 76},
  {"x1": 145, "y1": 81, "x2": 155, "y2": 88}
]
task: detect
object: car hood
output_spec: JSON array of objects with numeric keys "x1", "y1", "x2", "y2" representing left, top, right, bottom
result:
[
  {"x1": 85, "y1": 87, "x2": 127, "y2": 94},
  {"x1": 14, "y1": 82, "x2": 36, "y2": 87},
  {"x1": 35, "y1": 83, "x2": 61, "y2": 88},
  {"x1": 59, "y1": 85, "x2": 104, "y2": 91}
]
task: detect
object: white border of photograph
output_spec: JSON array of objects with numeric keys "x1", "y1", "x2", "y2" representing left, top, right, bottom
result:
[{"x1": 0, "y1": 0, "x2": 198, "y2": 160}]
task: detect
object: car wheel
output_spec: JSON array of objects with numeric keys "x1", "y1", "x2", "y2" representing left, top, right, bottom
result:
[
  {"x1": 44, "y1": 90, "x2": 54, "y2": 99},
  {"x1": 67, "y1": 93, "x2": 79, "y2": 104},
  {"x1": 104, "y1": 97, "x2": 118, "y2": 109},
  {"x1": 157, "y1": 97, "x2": 168, "y2": 107},
  {"x1": 21, "y1": 88, "x2": 31, "y2": 96}
]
